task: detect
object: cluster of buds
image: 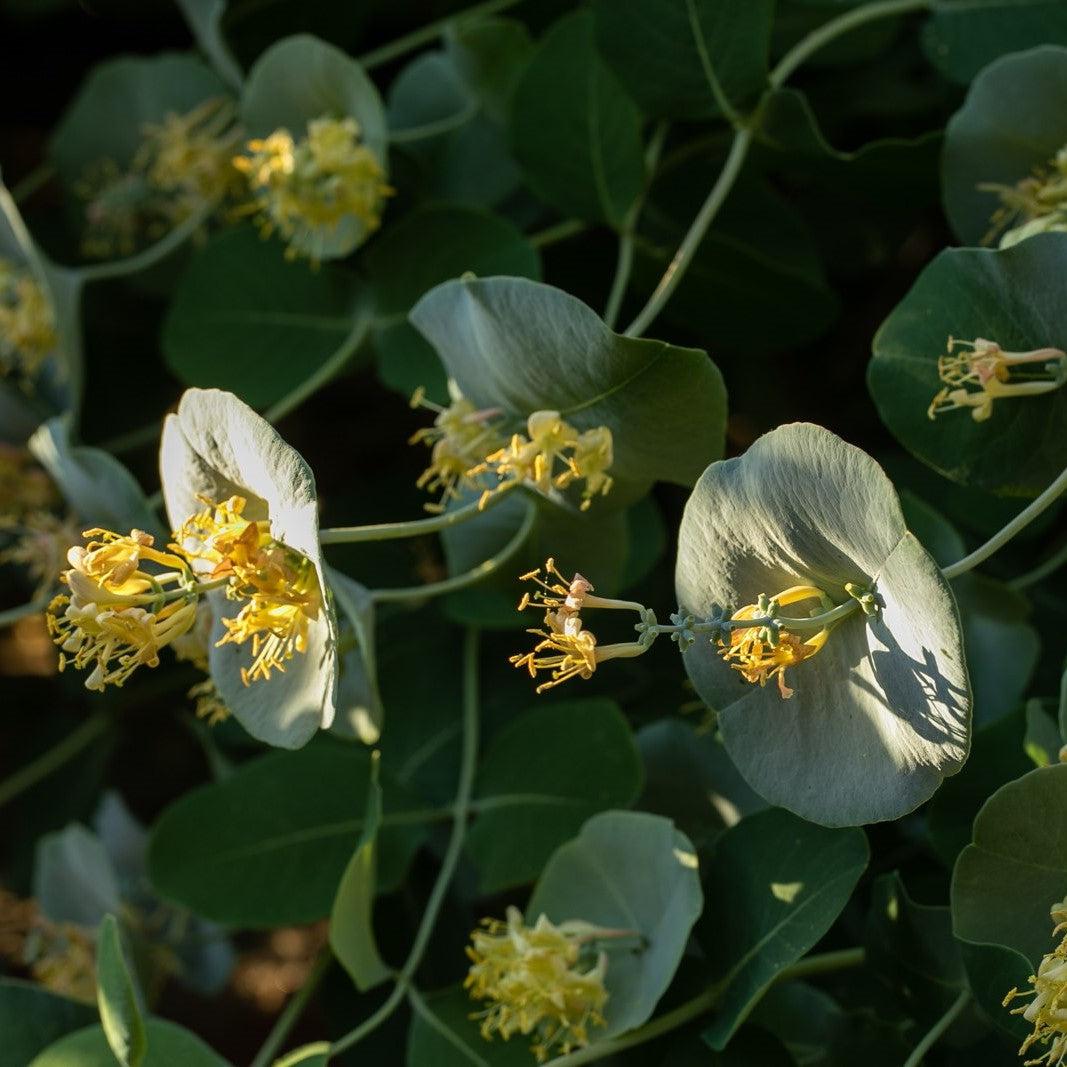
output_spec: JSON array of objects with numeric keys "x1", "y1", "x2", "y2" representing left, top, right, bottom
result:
[
  {"x1": 233, "y1": 116, "x2": 392, "y2": 261},
  {"x1": 45, "y1": 495, "x2": 322, "y2": 697},
  {"x1": 510, "y1": 559, "x2": 649, "y2": 693},
  {"x1": 465, "y1": 906, "x2": 620, "y2": 1062},
  {"x1": 0, "y1": 257, "x2": 56, "y2": 382},
  {"x1": 76, "y1": 98, "x2": 240, "y2": 259},
  {"x1": 1004, "y1": 897, "x2": 1067, "y2": 1066},
  {"x1": 928, "y1": 336, "x2": 1067, "y2": 423},
  {"x1": 410, "y1": 385, "x2": 616, "y2": 514}
]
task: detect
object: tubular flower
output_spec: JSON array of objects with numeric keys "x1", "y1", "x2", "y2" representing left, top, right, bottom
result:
[
  {"x1": 473, "y1": 410, "x2": 616, "y2": 511},
  {"x1": 511, "y1": 613, "x2": 601, "y2": 694},
  {"x1": 516, "y1": 558, "x2": 595, "y2": 623},
  {"x1": 0, "y1": 444, "x2": 58, "y2": 515},
  {"x1": 1004, "y1": 897, "x2": 1067, "y2": 1066},
  {"x1": 981, "y1": 148, "x2": 1067, "y2": 247},
  {"x1": 928, "y1": 336, "x2": 1067, "y2": 422},
  {"x1": 76, "y1": 160, "x2": 171, "y2": 259},
  {"x1": 465, "y1": 906, "x2": 609, "y2": 1062},
  {"x1": 409, "y1": 383, "x2": 506, "y2": 512},
  {"x1": 233, "y1": 115, "x2": 392, "y2": 261},
  {"x1": 174, "y1": 495, "x2": 323, "y2": 686},
  {"x1": 0, "y1": 510, "x2": 81, "y2": 595},
  {"x1": 46, "y1": 528, "x2": 200, "y2": 690},
  {"x1": 718, "y1": 585, "x2": 832, "y2": 700},
  {"x1": 0, "y1": 258, "x2": 57, "y2": 380}
]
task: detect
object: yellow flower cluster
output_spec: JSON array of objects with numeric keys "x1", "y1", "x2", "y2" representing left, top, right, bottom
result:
[
  {"x1": 410, "y1": 386, "x2": 615, "y2": 513},
  {"x1": 0, "y1": 257, "x2": 57, "y2": 381},
  {"x1": 511, "y1": 559, "x2": 646, "y2": 694},
  {"x1": 465, "y1": 906, "x2": 609, "y2": 1062},
  {"x1": 982, "y1": 148, "x2": 1067, "y2": 247},
  {"x1": 718, "y1": 585, "x2": 831, "y2": 700},
  {"x1": 928, "y1": 336, "x2": 1067, "y2": 422},
  {"x1": 77, "y1": 97, "x2": 239, "y2": 259},
  {"x1": 45, "y1": 495, "x2": 322, "y2": 695},
  {"x1": 1005, "y1": 897, "x2": 1067, "y2": 1066},
  {"x1": 234, "y1": 116, "x2": 392, "y2": 260}
]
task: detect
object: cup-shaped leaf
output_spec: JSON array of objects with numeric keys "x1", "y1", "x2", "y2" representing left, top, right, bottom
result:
[
  {"x1": 159, "y1": 387, "x2": 338, "y2": 748},
  {"x1": 34, "y1": 824, "x2": 121, "y2": 929},
  {"x1": 942, "y1": 46, "x2": 1067, "y2": 246},
  {"x1": 675, "y1": 423, "x2": 971, "y2": 827},
  {"x1": 327, "y1": 567, "x2": 383, "y2": 745},
  {"x1": 870, "y1": 234, "x2": 1067, "y2": 496},
  {"x1": 29, "y1": 416, "x2": 161, "y2": 537},
  {"x1": 409, "y1": 275, "x2": 727, "y2": 505},
  {"x1": 952, "y1": 764, "x2": 1067, "y2": 968},
  {"x1": 526, "y1": 810, "x2": 703, "y2": 1038},
  {"x1": 239, "y1": 34, "x2": 388, "y2": 260}
]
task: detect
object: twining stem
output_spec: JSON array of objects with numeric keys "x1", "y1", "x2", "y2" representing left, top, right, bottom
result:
[
  {"x1": 358, "y1": 0, "x2": 524, "y2": 70},
  {"x1": 0, "y1": 712, "x2": 110, "y2": 812},
  {"x1": 329, "y1": 627, "x2": 482, "y2": 1056},
  {"x1": 76, "y1": 209, "x2": 208, "y2": 285},
  {"x1": 901, "y1": 989, "x2": 970, "y2": 1067},
  {"x1": 11, "y1": 163, "x2": 55, "y2": 205},
  {"x1": 319, "y1": 482, "x2": 519, "y2": 545},
  {"x1": 624, "y1": 0, "x2": 933, "y2": 339},
  {"x1": 540, "y1": 948, "x2": 866, "y2": 1066},
  {"x1": 248, "y1": 949, "x2": 332, "y2": 1067},
  {"x1": 529, "y1": 218, "x2": 589, "y2": 248},
  {"x1": 0, "y1": 593, "x2": 54, "y2": 629},
  {"x1": 1010, "y1": 538, "x2": 1067, "y2": 590},
  {"x1": 370, "y1": 499, "x2": 536, "y2": 604},
  {"x1": 604, "y1": 121, "x2": 670, "y2": 330},
  {"x1": 942, "y1": 463, "x2": 1067, "y2": 580}
]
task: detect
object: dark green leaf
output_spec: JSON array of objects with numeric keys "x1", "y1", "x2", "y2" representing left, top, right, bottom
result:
[
  {"x1": 405, "y1": 987, "x2": 533, "y2": 1067},
  {"x1": 699, "y1": 808, "x2": 868, "y2": 1049},
  {"x1": 0, "y1": 980, "x2": 96, "y2": 1067},
  {"x1": 466, "y1": 699, "x2": 642, "y2": 892},
  {"x1": 509, "y1": 10, "x2": 644, "y2": 225},
  {"x1": 445, "y1": 17, "x2": 534, "y2": 123},
  {"x1": 28, "y1": 1019, "x2": 231, "y2": 1067},
  {"x1": 95, "y1": 915, "x2": 146, "y2": 1067}
]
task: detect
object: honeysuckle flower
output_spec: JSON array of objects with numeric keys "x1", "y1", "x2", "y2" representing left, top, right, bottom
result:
[
  {"x1": 718, "y1": 585, "x2": 832, "y2": 700},
  {"x1": 465, "y1": 906, "x2": 611, "y2": 1062},
  {"x1": 981, "y1": 145, "x2": 1067, "y2": 247},
  {"x1": 1004, "y1": 896, "x2": 1067, "y2": 1066},
  {"x1": 233, "y1": 115, "x2": 392, "y2": 262},
  {"x1": 0, "y1": 510, "x2": 81, "y2": 595},
  {"x1": 675, "y1": 423, "x2": 971, "y2": 827},
  {"x1": 0, "y1": 257, "x2": 57, "y2": 383},
  {"x1": 927, "y1": 336, "x2": 1067, "y2": 421},
  {"x1": 75, "y1": 160, "x2": 169, "y2": 260},
  {"x1": 160, "y1": 387, "x2": 338, "y2": 749}
]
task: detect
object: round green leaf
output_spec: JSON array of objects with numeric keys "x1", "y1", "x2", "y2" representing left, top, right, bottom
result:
[
  {"x1": 49, "y1": 53, "x2": 227, "y2": 185},
  {"x1": 942, "y1": 46, "x2": 1067, "y2": 246},
  {"x1": 952, "y1": 763, "x2": 1067, "y2": 967},
  {"x1": 365, "y1": 204, "x2": 541, "y2": 403},
  {"x1": 594, "y1": 0, "x2": 774, "y2": 119},
  {"x1": 29, "y1": 1019, "x2": 231, "y2": 1067},
  {"x1": 34, "y1": 824, "x2": 121, "y2": 929},
  {"x1": 676, "y1": 423, "x2": 971, "y2": 827},
  {"x1": 922, "y1": 0, "x2": 1067, "y2": 86},
  {"x1": 444, "y1": 17, "x2": 534, "y2": 124},
  {"x1": 698, "y1": 808, "x2": 869, "y2": 1049},
  {"x1": 163, "y1": 227, "x2": 367, "y2": 408},
  {"x1": 409, "y1": 275, "x2": 727, "y2": 502},
  {"x1": 465, "y1": 699, "x2": 642, "y2": 892},
  {"x1": 0, "y1": 980, "x2": 96, "y2": 1066},
  {"x1": 526, "y1": 810, "x2": 703, "y2": 1038},
  {"x1": 869, "y1": 234, "x2": 1067, "y2": 496},
  {"x1": 509, "y1": 10, "x2": 644, "y2": 226},
  {"x1": 147, "y1": 744, "x2": 425, "y2": 927},
  {"x1": 386, "y1": 52, "x2": 474, "y2": 141}
]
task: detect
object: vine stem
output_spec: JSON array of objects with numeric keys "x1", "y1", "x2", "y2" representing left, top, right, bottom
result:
[
  {"x1": 370, "y1": 499, "x2": 535, "y2": 603},
  {"x1": 358, "y1": 0, "x2": 523, "y2": 70},
  {"x1": 1010, "y1": 537, "x2": 1067, "y2": 590},
  {"x1": 901, "y1": 989, "x2": 970, "y2": 1067},
  {"x1": 942, "y1": 463, "x2": 1067, "y2": 580},
  {"x1": 530, "y1": 218, "x2": 588, "y2": 248},
  {"x1": 0, "y1": 712, "x2": 110, "y2": 812},
  {"x1": 248, "y1": 950, "x2": 332, "y2": 1067},
  {"x1": 0, "y1": 593, "x2": 53, "y2": 628},
  {"x1": 624, "y1": 0, "x2": 933, "y2": 339},
  {"x1": 319, "y1": 483, "x2": 518, "y2": 545},
  {"x1": 329, "y1": 627, "x2": 482, "y2": 1056},
  {"x1": 539, "y1": 948, "x2": 866, "y2": 1066}
]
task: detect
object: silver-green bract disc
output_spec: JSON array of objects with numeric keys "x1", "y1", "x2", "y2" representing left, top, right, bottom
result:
[
  {"x1": 675, "y1": 423, "x2": 971, "y2": 827},
  {"x1": 409, "y1": 275, "x2": 727, "y2": 507},
  {"x1": 160, "y1": 387, "x2": 337, "y2": 749}
]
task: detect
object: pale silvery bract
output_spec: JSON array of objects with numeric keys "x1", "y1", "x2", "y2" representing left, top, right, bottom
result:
[
  {"x1": 160, "y1": 387, "x2": 338, "y2": 748},
  {"x1": 327, "y1": 565, "x2": 383, "y2": 745},
  {"x1": 675, "y1": 423, "x2": 972, "y2": 827}
]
